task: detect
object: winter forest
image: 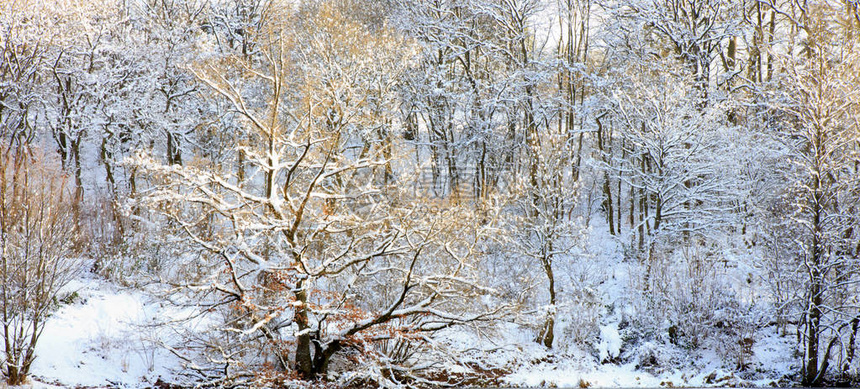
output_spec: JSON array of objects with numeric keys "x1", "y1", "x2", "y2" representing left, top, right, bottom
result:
[{"x1": 1, "y1": 0, "x2": 859, "y2": 387}]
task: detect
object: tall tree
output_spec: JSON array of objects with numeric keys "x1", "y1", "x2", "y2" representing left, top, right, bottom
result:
[
  {"x1": 135, "y1": 3, "x2": 502, "y2": 384},
  {"x1": 765, "y1": 1, "x2": 860, "y2": 384}
]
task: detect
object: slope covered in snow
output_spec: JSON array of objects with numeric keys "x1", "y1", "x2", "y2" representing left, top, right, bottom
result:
[{"x1": 29, "y1": 274, "x2": 184, "y2": 388}]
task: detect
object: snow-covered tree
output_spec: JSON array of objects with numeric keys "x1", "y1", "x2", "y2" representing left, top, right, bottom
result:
[
  {"x1": 763, "y1": 1, "x2": 860, "y2": 383},
  {"x1": 0, "y1": 0, "x2": 45, "y2": 149},
  {"x1": 135, "y1": 3, "x2": 503, "y2": 384}
]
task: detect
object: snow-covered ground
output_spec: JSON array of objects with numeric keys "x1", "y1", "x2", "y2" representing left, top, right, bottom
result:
[
  {"x1": 436, "y1": 221, "x2": 799, "y2": 389},
  {"x1": 17, "y1": 222, "x2": 798, "y2": 388},
  {"x1": 20, "y1": 277, "x2": 796, "y2": 388},
  {"x1": 437, "y1": 319, "x2": 796, "y2": 388},
  {"x1": 18, "y1": 268, "x2": 798, "y2": 388},
  {"x1": 501, "y1": 337, "x2": 796, "y2": 388},
  {"x1": 27, "y1": 274, "x2": 184, "y2": 388}
]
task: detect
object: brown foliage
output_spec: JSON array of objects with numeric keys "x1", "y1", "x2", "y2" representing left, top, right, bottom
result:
[{"x1": 0, "y1": 145, "x2": 81, "y2": 385}]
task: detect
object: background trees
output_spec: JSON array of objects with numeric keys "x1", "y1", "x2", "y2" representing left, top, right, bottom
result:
[{"x1": 4, "y1": 0, "x2": 860, "y2": 385}]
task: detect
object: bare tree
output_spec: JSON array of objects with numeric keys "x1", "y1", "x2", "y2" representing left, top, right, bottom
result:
[
  {"x1": 0, "y1": 146, "x2": 81, "y2": 385},
  {"x1": 509, "y1": 131, "x2": 583, "y2": 348}
]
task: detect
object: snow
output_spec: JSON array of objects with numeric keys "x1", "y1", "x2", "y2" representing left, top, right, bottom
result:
[
  {"x1": 434, "y1": 310, "x2": 796, "y2": 388},
  {"x1": 501, "y1": 343, "x2": 792, "y2": 388},
  {"x1": 492, "y1": 325, "x2": 798, "y2": 388},
  {"x1": 598, "y1": 322, "x2": 623, "y2": 362},
  {"x1": 505, "y1": 360, "x2": 681, "y2": 388},
  {"x1": 28, "y1": 274, "x2": 183, "y2": 388},
  {"x1": 427, "y1": 219, "x2": 800, "y2": 389},
  {"x1": 10, "y1": 212, "x2": 800, "y2": 388}
]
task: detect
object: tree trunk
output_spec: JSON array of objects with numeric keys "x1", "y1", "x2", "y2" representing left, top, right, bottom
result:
[
  {"x1": 294, "y1": 281, "x2": 313, "y2": 378},
  {"x1": 804, "y1": 268, "x2": 822, "y2": 385},
  {"x1": 72, "y1": 136, "x2": 84, "y2": 206},
  {"x1": 804, "y1": 134, "x2": 826, "y2": 385},
  {"x1": 167, "y1": 131, "x2": 182, "y2": 165},
  {"x1": 538, "y1": 252, "x2": 556, "y2": 348},
  {"x1": 597, "y1": 116, "x2": 614, "y2": 234}
]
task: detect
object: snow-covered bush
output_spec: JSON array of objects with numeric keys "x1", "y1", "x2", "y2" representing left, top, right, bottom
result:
[
  {"x1": 615, "y1": 237, "x2": 765, "y2": 373},
  {"x1": 556, "y1": 249, "x2": 607, "y2": 352}
]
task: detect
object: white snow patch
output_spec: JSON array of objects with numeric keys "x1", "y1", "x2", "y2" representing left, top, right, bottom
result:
[
  {"x1": 29, "y1": 274, "x2": 183, "y2": 388},
  {"x1": 504, "y1": 359, "x2": 676, "y2": 388},
  {"x1": 598, "y1": 322, "x2": 622, "y2": 362}
]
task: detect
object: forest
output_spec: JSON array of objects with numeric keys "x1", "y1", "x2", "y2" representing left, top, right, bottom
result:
[{"x1": 1, "y1": 0, "x2": 859, "y2": 387}]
